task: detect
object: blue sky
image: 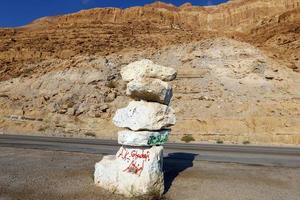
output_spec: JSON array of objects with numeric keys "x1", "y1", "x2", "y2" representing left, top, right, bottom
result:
[{"x1": 0, "y1": 0, "x2": 228, "y2": 28}]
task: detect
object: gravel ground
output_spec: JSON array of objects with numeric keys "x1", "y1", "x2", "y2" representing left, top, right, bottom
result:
[{"x1": 0, "y1": 147, "x2": 299, "y2": 200}]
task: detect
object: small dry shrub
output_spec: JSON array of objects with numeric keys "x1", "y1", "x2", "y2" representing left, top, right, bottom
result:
[{"x1": 181, "y1": 134, "x2": 195, "y2": 143}]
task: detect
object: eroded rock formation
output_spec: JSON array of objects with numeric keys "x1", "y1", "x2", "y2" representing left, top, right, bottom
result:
[{"x1": 0, "y1": 0, "x2": 299, "y2": 81}]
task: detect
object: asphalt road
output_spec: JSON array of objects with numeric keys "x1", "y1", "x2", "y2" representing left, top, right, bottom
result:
[
  {"x1": 0, "y1": 134, "x2": 300, "y2": 167},
  {"x1": 2, "y1": 147, "x2": 300, "y2": 200}
]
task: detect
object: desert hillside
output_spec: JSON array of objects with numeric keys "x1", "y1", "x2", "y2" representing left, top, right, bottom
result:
[{"x1": 0, "y1": 0, "x2": 299, "y2": 145}]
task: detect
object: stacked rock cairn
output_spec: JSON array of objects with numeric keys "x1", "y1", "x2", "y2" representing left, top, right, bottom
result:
[{"x1": 94, "y1": 59, "x2": 177, "y2": 198}]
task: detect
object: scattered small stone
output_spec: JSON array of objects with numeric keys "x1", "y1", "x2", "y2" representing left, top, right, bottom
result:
[
  {"x1": 104, "y1": 92, "x2": 116, "y2": 102},
  {"x1": 99, "y1": 104, "x2": 109, "y2": 112},
  {"x1": 75, "y1": 102, "x2": 88, "y2": 116},
  {"x1": 58, "y1": 108, "x2": 67, "y2": 114},
  {"x1": 265, "y1": 75, "x2": 274, "y2": 80},
  {"x1": 43, "y1": 95, "x2": 50, "y2": 101},
  {"x1": 67, "y1": 107, "x2": 76, "y2": 116}
]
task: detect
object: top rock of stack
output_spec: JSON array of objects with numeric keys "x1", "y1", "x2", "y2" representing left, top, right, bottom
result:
[{"x1": 121, "y1": 59, "x2": 177, "y2": 82}]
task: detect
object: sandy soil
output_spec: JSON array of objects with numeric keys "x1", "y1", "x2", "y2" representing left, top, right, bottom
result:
[{"x1": 0, "y1": 147, "x2": 299, "y2": 200}]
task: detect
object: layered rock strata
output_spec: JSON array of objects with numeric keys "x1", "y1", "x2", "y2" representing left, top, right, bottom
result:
[
  {"x1": 94, "y1": 59, "x2": 176, "y2": 197},
  {"x1": 1, "y1": 0, "x2": 299, "y2": 82}
]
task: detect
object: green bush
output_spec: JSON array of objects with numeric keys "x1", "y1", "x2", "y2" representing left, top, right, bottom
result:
[
  {"x1": 216, "y1": 139, "x2": 223, "y2": 144},
  {"x1": 243, "y1": 140, "x2": 250, "y2": 145},
  {"x1": 181, "y1": 134, "x2": 195, "y2": 143},
  {"x1": 84, "y1": 132, "x2": 96, "y2": 137}
]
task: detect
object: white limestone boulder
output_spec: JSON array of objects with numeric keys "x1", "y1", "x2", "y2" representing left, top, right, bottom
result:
[
  {"x1": 126, "y1": 78, "x2": 173, "y2": 105},
  {"x1": 94, "y1": 155, "x2": 119, "y2": 191},
  {"x1": 118, "y1": 130, "x2": 169, "y2": 146},
  {"x1": 121, "y1": 59, "x2": 177, "y2": 82},
  {"x1": 113, "y1": 101, "x2": 176, "y2": 131},
  {"x1": 94, "y1": 146, "x2": 164, "y2": 197}
]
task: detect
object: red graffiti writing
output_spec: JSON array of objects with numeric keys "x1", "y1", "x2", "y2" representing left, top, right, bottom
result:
[
  {"x1": 117, "y1": 147, "x2": 131, "y2": 162},
  {"x1": 117, "y1": 147, "x2": 151, "y2": 176},
  {"x1": 123, "y1": 160, "x2": 145, "y2": 176},
  {"x1": 131, "y1": 150, "x2": 150, "y2": 161}
]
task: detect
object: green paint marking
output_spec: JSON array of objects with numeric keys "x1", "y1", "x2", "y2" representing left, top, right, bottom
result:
[{"x1": 147, "y1": 132, "x2": 169, "y2": 145}]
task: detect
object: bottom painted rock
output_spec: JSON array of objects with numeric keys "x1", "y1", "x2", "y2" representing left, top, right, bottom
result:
[{"x1": 94, "y1": 146, "x2": 164, "y2": 198}]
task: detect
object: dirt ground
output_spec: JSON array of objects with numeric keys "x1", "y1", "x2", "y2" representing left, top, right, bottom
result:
[{"x1": 0, "y1": 147, "x2": 300, "y2": 200}]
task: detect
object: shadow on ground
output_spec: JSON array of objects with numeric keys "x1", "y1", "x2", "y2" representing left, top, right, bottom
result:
[{"x1": 163, "y1": 152, "x2": 198, "y2": 194}]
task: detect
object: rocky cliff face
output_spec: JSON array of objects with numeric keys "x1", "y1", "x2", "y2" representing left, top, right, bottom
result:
[
  {"x1": 0, "y1": 0, "x2": 299, "y2": 145},
  {"x1": 0, "y1": 0, "x2": 299, "y2": 80},
  {"x1": 29, "y1": 0, "x2": 300, "y2": 32}
]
